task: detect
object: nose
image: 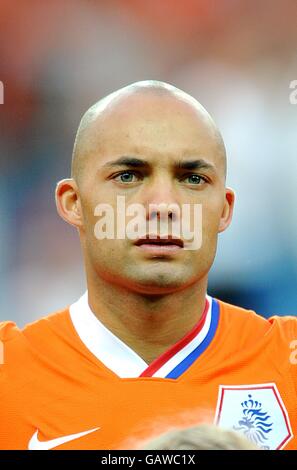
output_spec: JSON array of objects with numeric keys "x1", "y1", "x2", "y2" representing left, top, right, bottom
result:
[
  {"x1": 148, "y1": 204, "x2": 174, "y2": 221},
  {"x1": 141, "y1": 175, "x2": 180, "y2": 223}
]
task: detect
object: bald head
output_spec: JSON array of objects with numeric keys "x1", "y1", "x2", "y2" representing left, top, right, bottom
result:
[{"x1": 71, "y1": 80, "x2": 226, "y2": 184}]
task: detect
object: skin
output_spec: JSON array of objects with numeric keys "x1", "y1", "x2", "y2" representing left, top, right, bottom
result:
[{"x1": 56, "y1": 81, "x2": 235, "y2": 364}]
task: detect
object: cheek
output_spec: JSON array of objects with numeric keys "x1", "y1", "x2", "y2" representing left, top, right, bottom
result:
[
  {"x1": 87, "y1": 238, "x2": 124, "y2": 269},
  {"x1": 201, "y1": 201, "x2": 223, "y2": 235},
  {"x1": 81, "y1": 194, "x2": 111, "y2": 235}
]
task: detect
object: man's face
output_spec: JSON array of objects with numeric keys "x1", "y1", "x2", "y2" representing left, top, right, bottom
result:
[{"x1": 76, "y1": 92, "x2": 232, "y2": 294}]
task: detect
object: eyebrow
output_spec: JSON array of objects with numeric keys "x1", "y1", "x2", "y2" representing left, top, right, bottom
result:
[
  {"x1": 176, "y1": 159, "x2": 215, "y2": 171},
  {"x1": 101, "y1": 156, "x2": 216, "y2": 172},
  {"x1": 102, "y1": 157, "x2": 149, "y2": 169}
]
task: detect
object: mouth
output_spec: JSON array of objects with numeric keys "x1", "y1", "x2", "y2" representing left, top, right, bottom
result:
[{"x1": 134, "y1": 235, "x2": 184, "y2": 253}]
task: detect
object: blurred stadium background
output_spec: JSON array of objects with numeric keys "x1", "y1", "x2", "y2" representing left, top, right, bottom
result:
[{"x1": 0, "y1": 0, "x2": 296, "y2": 325}]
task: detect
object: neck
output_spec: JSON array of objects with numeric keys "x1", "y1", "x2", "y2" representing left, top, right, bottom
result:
[{"x1": 87, "y1": 275, "x2": 208, "y2": 364}]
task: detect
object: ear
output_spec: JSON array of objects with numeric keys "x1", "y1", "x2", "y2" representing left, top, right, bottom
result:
[
  {"x1": 55, "y1": 178, "x2": 83, "y2": 228},
  {"x1": 218, "y1": 187, "x2": 235, "y2": 233}
]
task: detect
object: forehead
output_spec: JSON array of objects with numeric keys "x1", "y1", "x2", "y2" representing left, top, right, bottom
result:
[{"x1": 83, "y1": 92, "x2": 223, "y2": 168}]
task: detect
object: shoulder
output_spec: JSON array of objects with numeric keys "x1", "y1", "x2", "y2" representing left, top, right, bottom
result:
[
  {"x1": 216, "y1": 298, "x2": 297, "y2": 342},
  {"x1": 0, "y1": 309, "x2": 72, "y2": 393},
  {"x1": 22, "y1": 307, "x2": 72, "y2": 341},
  {"x1": 217, "y1": 298, "x2": 297, "y2": 326},
  {"x1": 217, "y1": 298, "x2": 269, "y2": 327},
  {"x1": 0, "y1": 308, "x2": 74, "y2": 406},
  {"x1": 0, "y1": 307, "x2": 71, "y2": 366}
]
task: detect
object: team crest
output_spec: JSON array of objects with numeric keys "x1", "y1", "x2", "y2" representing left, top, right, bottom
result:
[{"x1": 214, "y1": 383, "x2": 293, "y2": 449}]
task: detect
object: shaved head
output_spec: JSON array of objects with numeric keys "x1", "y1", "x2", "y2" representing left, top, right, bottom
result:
[{"x1": 71, "y1": 80, "x2": 226, "y2": 183}]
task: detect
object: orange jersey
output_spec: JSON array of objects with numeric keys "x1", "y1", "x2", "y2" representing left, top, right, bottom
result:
[{"x1": 0, "y1": 294, "x2": 297, "y2": 450}]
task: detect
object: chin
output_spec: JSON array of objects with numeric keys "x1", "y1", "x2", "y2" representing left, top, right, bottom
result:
[{"x1": 129, "y1": 271, "x2": 193, "y2": 295}]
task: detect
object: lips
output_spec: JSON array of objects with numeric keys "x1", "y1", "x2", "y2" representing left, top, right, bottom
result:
[{"x1": 134, "y1": 235, "x2": 184, "y2": 248}]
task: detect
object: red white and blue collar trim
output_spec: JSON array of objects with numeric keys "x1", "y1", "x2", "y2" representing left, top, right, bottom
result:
[{"x1": 69, "y1": 292, "x2": 220, "y2": 379}]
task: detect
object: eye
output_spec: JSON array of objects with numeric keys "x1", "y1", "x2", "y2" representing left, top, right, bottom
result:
[
  {"x1": 182, "y1": 174, "x2": 207, "y2": 185},
  {"x1": 113, "y1": 171, "x2": 141, "y2": 183}
]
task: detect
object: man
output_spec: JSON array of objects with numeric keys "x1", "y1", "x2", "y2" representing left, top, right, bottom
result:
[{"x1": 0, "y1": 81, "x2": 296, "y2": 450}]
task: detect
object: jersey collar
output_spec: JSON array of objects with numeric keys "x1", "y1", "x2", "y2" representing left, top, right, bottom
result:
[{"x1": 69, "y1": 292, "x2": 219, "y2": 379}]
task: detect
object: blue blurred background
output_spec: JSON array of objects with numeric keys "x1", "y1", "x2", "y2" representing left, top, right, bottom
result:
[{"x1": 1, "y1": 0, "x2": 296, "y2": 325}]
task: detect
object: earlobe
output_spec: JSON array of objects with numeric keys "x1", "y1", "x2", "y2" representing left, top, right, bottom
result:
[
  {"x1": 218, "y1": 188, "x2": 235, "y2": 233},
  {"x1": 55, "y1": 179, "x2": 83, "y2": 228}
]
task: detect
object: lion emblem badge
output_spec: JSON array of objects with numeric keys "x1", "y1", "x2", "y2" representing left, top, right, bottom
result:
[{"x1": 215, "y1": 383, "x2": 292, "y2": 449}]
